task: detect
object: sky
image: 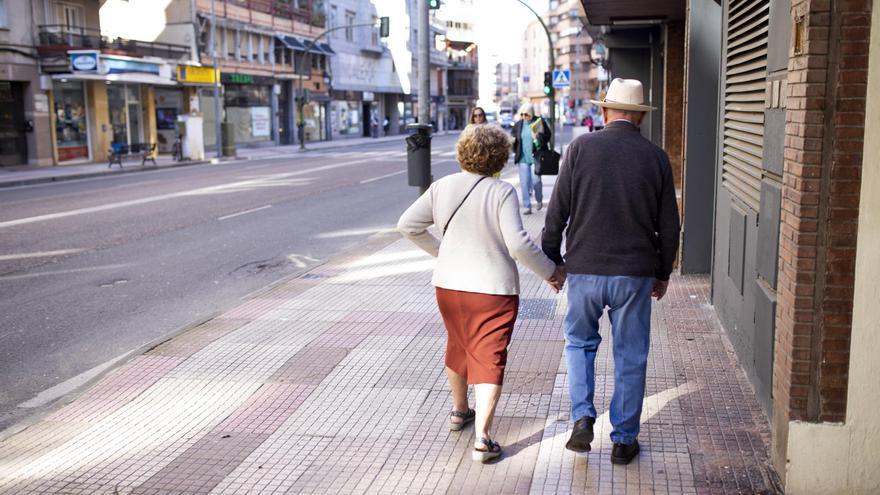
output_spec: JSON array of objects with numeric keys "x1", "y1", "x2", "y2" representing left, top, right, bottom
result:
[{"x1": 472, "y1": 0, "x2": 549, "y2": 109}]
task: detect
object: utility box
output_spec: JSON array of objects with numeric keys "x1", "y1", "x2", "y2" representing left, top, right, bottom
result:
[
  {"x1": 221, "y1": 121, "x2": 236, "y2": 157},
  {"x1": 406, "y1": 124, "x2": 432, "y2": 191},
  {"x1": 177, "y1": 114, "x2": 204, "y2": 161}
]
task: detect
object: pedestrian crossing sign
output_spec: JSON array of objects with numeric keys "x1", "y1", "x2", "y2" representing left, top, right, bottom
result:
[{"x1": 552, "y1": 69, "x2": 571, "y2": 88}]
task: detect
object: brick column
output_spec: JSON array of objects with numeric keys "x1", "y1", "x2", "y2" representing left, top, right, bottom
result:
[{"x1": 773, "y1": 0, "x2": 871, "y2": 474}]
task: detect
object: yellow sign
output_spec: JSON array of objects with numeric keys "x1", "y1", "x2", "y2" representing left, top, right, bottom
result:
[{"x1": 176, "y1": 66, "x2": 218, "y2": 85}]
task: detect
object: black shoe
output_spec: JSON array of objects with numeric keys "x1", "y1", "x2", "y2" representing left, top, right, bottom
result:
[
  {"x1": 610, "y1": 439, "x2": 640, "y2": 465},
  {"x1": 565, "y1": 416, "x2": 595, "y2": 452}
]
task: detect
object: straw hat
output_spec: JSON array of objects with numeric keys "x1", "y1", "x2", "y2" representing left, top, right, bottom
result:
[{"x1": 591, "y1": 78, "x2": 657, "y2": 112}]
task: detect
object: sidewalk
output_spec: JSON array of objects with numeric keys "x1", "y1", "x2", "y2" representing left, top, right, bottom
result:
[
  {"x1": 0, "y1": 210, "x2": 778, "y2": 494},
  {"x1": 0, "y1": 132, "x2": 432, "y2": 189}
]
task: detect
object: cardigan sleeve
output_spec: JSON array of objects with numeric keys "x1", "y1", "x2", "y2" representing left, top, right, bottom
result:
[
  {"x1": 497, "y1": 187, "x2": 556, "y2": 280},
  {"x1": 397, "y1": 185, "x2": 441, "y2": 257}
]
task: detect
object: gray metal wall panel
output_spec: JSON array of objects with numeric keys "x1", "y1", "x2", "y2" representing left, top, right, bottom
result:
[
  {"x1": 729, "y1": 205, "x2": 747, "y2": 294},
  {"x1": 767, "y1": 0, "x2": 793, "y2": 72},
  {"x1": 757, "y1": 181, "x2": 782, "y2": 288},
  {"x1": 762, "y1": 108, "x2": 786, "y2": 175},
  {"x1": 754, "y1": 280, "x2": 777, "y2": 412},
  {"x1": 681, "y1": 0, "x2": 722, "y2": 274}
]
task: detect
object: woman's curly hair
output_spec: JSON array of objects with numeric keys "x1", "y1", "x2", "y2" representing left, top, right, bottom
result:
[{"x1": 456, "y1": 124, "x2": 511, "y2": 176}]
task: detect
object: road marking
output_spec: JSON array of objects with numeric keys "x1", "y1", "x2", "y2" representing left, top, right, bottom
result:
[
  {"x1": 218, "y1": 205, "x2": 273, "y2": 221},
  {"x1": 18, "y1": 351, "x2": 135, "y2": 408},
  {"x1": 286, "y1": 253, "x2": 320, "y2": 268},
  {"x1": 0, "y1": 263, "x2": 132, "y2": 281},
  {"x1": 0, "y1": 158, "x2": 373, "y2": 229},
  {"x1": 359, "y1": 170, "x2": 406, "y2": 184},
  {"x1": 0, "y1": 249, "x2": 86, "y2": 261}
]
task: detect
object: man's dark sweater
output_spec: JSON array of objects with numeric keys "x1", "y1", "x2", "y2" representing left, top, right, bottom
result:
[{"x1": 541, "y1": 120, "x2": 681, "y2": 281}]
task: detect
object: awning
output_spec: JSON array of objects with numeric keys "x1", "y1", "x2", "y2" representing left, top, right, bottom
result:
[
  {"x1": 51, "y1": 72, "x2": 178, "y2": 86},
  {"x1": 276, "y1": 35, "x2": 334, "y2": 56}
]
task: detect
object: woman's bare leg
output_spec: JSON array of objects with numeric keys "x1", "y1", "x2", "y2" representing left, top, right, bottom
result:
[
  {"x1": 474, "y1": 383, "x2": 502, "y2": 441},
  {"x1": 447, "y1": 367, "x2": 469, "y2": 425}
]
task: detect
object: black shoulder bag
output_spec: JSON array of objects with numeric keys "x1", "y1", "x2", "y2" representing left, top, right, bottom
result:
[{"x1": 442, "y1": 176, "x2": 487, "y2": 235}]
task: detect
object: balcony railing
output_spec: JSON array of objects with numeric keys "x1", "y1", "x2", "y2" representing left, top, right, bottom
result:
[
  {"x1": 225, "y1": 0, "x2": 326, "y2": 27},
  {"x1": 38, "y1": 25, "x2": 190, "y2": 61}
]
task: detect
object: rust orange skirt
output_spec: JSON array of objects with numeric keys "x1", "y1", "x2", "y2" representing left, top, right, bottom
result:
[{"x1": 436, "y1": 287, "x2": 519, "y2": 385}]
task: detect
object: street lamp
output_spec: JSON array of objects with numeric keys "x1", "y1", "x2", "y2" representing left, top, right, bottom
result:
[{"x1": 297, "y1": 17, "x2": 390, "y2": 150}]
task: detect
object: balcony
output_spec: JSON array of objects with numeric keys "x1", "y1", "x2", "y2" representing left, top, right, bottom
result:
[
  {"x1": 37, "y1": 25, "x2": 190, "y2": 72},
  {"x1": 217, "y1": 0, "x2": 326, "y2": 28}
]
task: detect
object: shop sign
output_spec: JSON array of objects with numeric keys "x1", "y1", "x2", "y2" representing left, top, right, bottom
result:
[
  {"x1": 70, "y1": 51, "x2": 99, "y2": 73},
  {"x1": 102, "y1": 56, "x2": 161, "y2": 75},
  {"x1": 228, "y1": 73, "x2": 255, "y2": 85},
  {"x1": 177, "y1": 66, "x2": 218, "y2": 85},
  {"x1": 251, "y1": 107, "x2": 271, "y2": 137}
]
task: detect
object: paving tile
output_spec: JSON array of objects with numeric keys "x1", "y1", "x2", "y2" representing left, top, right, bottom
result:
[{"x1": 0, "y1": 221, "x2": 779, "y2": 494}]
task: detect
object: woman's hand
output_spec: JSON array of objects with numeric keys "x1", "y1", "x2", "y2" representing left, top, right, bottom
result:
[{"x1": 547, "y1": 265, "x2": 566, "y2": 293}]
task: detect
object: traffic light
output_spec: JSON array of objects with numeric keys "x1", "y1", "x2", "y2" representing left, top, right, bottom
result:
[
  {"x1": 379, "y1": 16, "x2": 390, "y2": 38},
  {"x1": 543, "y1": 71, "x2": 553, "y2": 96},
  {"x1": 428, "y1": 0, "x2": 441, "y2": 10}
]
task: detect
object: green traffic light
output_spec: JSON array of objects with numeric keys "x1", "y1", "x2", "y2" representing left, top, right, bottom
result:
[{"x1": 543, "y1": 86, "x2": 551, "y2": 95}]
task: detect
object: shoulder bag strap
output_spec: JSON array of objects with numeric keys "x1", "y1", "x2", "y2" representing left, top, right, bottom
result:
[{"x1": 443, "y1": 176, "x2": 487, "y2": 235}]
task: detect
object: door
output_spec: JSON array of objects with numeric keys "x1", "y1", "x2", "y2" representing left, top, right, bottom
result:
[
  {"x1": 107, "y1": 84, "x2": 143, "y2": 148},
  {"x1": 0, "y1": 82, "x2": 27, "y2": 166}
]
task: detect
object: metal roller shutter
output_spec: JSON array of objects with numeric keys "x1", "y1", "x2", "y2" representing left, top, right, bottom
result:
[{"x1": 722, "y1": 0, "x2": 769, "y2": 211}]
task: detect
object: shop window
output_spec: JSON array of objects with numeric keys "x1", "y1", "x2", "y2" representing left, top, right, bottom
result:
[
  {"x1": 53, "y1": 81, "x2": 89, "y2": 162},
  {"x1": 0, "y1": 0, "x2": 8, "y2": 28}
]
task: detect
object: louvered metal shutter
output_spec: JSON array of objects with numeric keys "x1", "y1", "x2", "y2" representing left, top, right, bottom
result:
[{"x1": 722, "y1": 0, "x2": 769, "y2": 211}]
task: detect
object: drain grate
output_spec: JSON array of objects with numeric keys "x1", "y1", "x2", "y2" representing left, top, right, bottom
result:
[{"x1": 518, "y1": 298, "x2": 557, "y2": 319}]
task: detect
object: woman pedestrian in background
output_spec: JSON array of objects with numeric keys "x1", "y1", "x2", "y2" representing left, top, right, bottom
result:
[
  {"x1": 511, "y1": 103, "x2": 551, "y2": 215},
  {"x1": 469, "y1": 106, "x2": 488, "y2": 125},
  {"x1": 398, "y1": 124, "x2": 564, "y2": 463}
]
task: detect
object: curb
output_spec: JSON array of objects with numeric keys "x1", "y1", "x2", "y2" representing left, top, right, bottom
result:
[
  {"x1": 0, "y1": 229, "x2": 403, "y2": 442},
  {"x1": 0, "y1": 132, "x2": 458, "y2": 189}
]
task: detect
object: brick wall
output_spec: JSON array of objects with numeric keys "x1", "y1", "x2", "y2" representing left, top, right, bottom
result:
[
  {"x1": 773, "y1": 0, "x2": 871, "y2": 472},
  {"x1": 663, "y1": 21, "x2": 686, "y2": 191}
]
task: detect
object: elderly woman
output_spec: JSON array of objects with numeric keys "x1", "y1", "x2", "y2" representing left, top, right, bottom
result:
[{"x1": 398, "y1": 125, "x2": 564, "y2": 462}]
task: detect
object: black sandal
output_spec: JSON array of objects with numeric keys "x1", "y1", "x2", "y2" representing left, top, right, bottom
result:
[
  {"x1": 449, "y1": 408, "x2": 475, "y2": 431},
  {"x1": 473, "y1": 437, "x2": 502, "y2": 462}
]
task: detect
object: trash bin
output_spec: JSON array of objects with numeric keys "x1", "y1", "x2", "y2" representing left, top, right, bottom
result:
[
  {"x1": 406, "y1": 124, "x2": 432, "y2": 191},
  {"x1": 221, "y1": 121, "x2": 236, "y2": 158}
]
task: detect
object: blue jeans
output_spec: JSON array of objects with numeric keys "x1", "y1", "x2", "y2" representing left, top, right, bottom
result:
[
  {"x1": 517, "y1": 162, "x2": 542, "y2": 209},
  {"x1": 564, "y1": 274, "x2": 653, "y2": 445}
]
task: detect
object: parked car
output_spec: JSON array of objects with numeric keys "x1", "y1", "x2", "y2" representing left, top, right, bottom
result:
[{"x1": 499, "y1": 113, "x2": 513, "y2": 129}]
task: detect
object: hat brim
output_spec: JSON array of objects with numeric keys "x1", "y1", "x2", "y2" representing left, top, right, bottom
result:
[{"x1": 590, "y1": 99, "x2": 657, "y2": 112}]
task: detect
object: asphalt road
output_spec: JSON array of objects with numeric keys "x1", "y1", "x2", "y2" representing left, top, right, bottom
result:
[{"x1": 0, "y1": 134, "x2": 466, "y2": 432}]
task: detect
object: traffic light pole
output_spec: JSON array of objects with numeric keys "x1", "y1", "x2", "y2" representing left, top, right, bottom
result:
[
  {"x1": 514, "y1": 0, "x2": 555, "y2": 150},
  {"x1": 297, "y1": 20, "x2": 388, "y2": 150}
]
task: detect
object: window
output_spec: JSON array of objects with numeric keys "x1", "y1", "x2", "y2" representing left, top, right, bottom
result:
[
  {"x1": 258, "y1": 35, "x2": 265, "y2": 64},
  {"x1": 234, "y1": 29, "x2": 241, "y2": 60},
  {"x1": 55, "y1": 1, "x2": 83, "y2": 30},
  {"x1": 0, "y1": 0, "x2": 7, "y2": 28},
  {"x1": 371, "y1": 15, "x2": 378, "y2": 45},
  {"x1": 247, "y1": 32, "x2": 253, "y2": 62},
  {"x1": 345, "y1": 10, "x2": 355, "y2": 42},
  {"x1": 329, "y1": 5, "x2": 337, "y2": 38}
]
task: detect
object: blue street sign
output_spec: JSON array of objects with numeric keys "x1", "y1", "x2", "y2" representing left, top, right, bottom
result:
[{"x1": 552, "y1": 69, "x2": 571, "y2": 88}]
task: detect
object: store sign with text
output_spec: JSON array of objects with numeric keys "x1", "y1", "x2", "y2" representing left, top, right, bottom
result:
[
  {"x1": 69, "y1": 51, "x2": 99, "y2": 73},
  {"x1": 177, "y1": 66, "x2": 218, "y2": 85}
]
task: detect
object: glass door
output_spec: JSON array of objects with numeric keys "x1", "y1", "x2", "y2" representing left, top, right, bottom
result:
[{"x1": 107, "y1": 84, "x2": 143, "y2": 147}]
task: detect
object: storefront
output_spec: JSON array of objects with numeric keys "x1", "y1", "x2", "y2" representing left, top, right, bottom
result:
[
  {"x1": 51, "y1": 80, "x2": 90, "y2": 163},
  {"x1": 0, "y1": 81, "x2": 29, "y2": 166},
  {"x1": 154, "y1": 88, "x2": 184, "y2": 153},
  {"x1": 221, "y1": 73, "x2": 273, "y2": 146},
  {"x1": 51, "y1": 51, "x2": 175, "y2": 164}
]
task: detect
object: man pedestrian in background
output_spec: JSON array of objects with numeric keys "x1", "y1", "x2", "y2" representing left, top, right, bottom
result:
[{"x1": 541, "y1": 78, "x2": 681, "y2": 465}]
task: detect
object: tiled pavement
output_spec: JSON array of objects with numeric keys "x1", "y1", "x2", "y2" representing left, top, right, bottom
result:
[{"x1": 0, "y1": 202, "x2": 779, "y2": 494}]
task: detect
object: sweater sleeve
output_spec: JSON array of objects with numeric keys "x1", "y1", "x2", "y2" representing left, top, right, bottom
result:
[
  {"x1": 541, "y1": 141, "x2": 573, "y2": 264},
  {"x1": 397, "y1": 186, "x2": 441, "y2": 257},
  {"x1": 498, "y1": 188, "x2": 556, "y2": 280},
  {"x1": 655, "y1": 151, "x2": 681, "y2": 281}
]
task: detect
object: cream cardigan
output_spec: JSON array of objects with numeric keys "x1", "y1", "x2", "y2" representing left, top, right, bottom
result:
[{"x1": 397, "y1": 171, "x2": 556, "y2": 295}]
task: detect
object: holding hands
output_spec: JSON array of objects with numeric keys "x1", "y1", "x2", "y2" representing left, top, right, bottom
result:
[{"x1": 547, "y1": 265, "x2": 567, "y2": 293}]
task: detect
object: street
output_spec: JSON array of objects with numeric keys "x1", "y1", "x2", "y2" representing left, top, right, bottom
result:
[{"x1": 0, "y1": 134, "x2": 465, "y2": 431}]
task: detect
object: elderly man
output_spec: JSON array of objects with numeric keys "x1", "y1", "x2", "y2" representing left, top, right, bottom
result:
[{"x1": 541, "y1": 78, "x2": 681, "y2": 464}]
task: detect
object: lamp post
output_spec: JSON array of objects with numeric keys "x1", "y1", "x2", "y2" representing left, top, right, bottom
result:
[
  {"x1": 297, "y1": 18, "x2": 389, "y2": 150},
  {"x1": 210, "y1": 0, "x2": 222, "y2": 158}
]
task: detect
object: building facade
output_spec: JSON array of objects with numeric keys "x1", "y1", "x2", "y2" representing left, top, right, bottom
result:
[
  {"x1": 581, "y1": 0, "x2": 880, "y2": 491},
  {"x1": 521, "y1": 18, "x2": 550, "y2": 115},
  {"x1": 548, "y1": 0, "x2": 596, "y2": 124},
  {"x1": 438, "y1": 0, "x2": 477, "y2": 129},
  {"x1": 493, "y1": 62, "x2": 520, "y2": 106}
]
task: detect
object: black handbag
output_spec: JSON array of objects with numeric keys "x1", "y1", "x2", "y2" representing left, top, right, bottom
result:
[{"x1": 533, "y1": 147, "x2": 560, "y2": 175}]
